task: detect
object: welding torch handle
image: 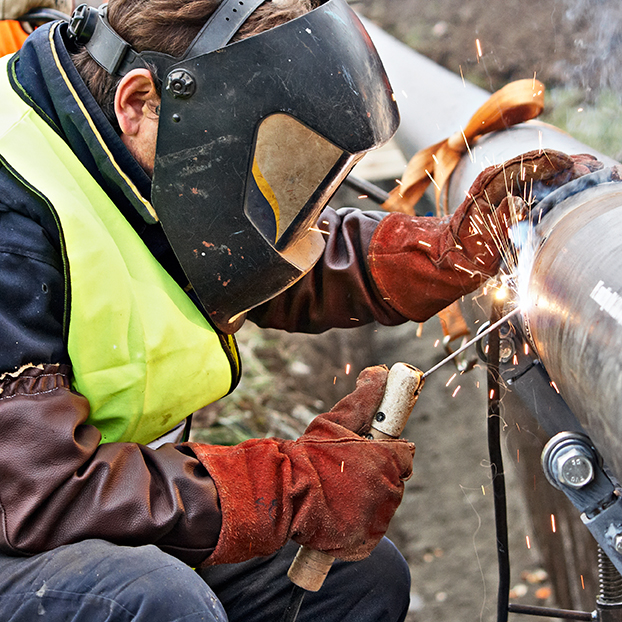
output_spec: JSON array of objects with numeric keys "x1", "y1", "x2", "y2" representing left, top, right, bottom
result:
[{"x1": 287, "y1": 362, "x2": 424, "y2": 593}]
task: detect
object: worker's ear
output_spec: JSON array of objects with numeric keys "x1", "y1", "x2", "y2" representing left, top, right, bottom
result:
[{"x1": 114, "y1": 69, "x2": 160, "y2": 138}]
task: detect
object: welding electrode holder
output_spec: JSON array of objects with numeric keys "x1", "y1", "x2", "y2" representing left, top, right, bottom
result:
[{"x1": 287, "y1": 362, "x2": 424, "y2": 592}]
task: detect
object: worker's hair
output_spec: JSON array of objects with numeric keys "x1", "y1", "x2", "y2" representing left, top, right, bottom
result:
[{"x1": 71, "y1": 0, "x2": 320, "y2": 131}]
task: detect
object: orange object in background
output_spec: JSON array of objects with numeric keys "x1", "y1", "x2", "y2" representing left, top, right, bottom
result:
[{"x1": 0, "y1": 21, "x2": 28, "y2": 57}]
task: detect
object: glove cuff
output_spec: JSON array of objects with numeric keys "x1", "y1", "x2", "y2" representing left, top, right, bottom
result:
[
  {"x1": 188, "y1": 438, "x2": 293, "y2": 565},
  {"x1": 368, "y1": 212, "x2": 494, "y2": 322}
]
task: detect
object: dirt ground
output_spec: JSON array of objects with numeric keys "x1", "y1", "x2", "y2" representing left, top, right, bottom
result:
[
  {"x1": 355, "y1": 0, "x2": 622, "y2": 97},
  {"x1": 193, "y1": 2, "x2": 622, "y2": 620}
]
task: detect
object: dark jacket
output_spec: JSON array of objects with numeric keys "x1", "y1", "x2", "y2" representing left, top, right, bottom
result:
[{"x1": 0, "y1": 22, "x2": 406, "y2": 566}]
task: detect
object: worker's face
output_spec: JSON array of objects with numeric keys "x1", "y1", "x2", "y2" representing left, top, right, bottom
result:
[{"x1": 114, "y1": 69, "x2": 160, "y2": 176}]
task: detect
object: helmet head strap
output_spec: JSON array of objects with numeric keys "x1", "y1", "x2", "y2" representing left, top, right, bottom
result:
[{"x1": 68, "y1": 0, "x2": 265, "y2": 78}]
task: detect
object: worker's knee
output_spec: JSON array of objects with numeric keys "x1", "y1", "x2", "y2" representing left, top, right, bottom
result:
[
  {"x1": 0, "y1": 539, "x2": 226, "y2": 622},
  {"x1": 353, "y1": 537, "x2": 411, "y2": 621},
  {"x1": 297, "y1": 537, "x2": 411, "y2": 622}
]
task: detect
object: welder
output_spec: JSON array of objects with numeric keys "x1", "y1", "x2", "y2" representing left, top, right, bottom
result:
[{"x1": 0, "y1": 0, "x2": 597, "y2": 620}]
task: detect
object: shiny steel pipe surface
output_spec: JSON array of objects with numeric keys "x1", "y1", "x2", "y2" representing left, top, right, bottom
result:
[{"x1": 525, "y1": 182, "x2": 622, "y2": 479}]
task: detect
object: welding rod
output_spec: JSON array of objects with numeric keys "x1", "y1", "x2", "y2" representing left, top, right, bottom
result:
[{"x1": 422, "y1": 307, "x2": 521, "y2": 378}]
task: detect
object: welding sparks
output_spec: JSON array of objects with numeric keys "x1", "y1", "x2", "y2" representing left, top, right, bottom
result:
[
  {"x1": 308, "y1": 226, "x2": 330, "y2": 235},
  {"x1": 341, "y1": 460, "x2": 344, "y2": 472},
  {"x1": 495, "y1": 286, "x2": 509, "y2": 301},
  {"x1": 425, "y1": 169, "x2": 441, "y2": 192},
  {"x1": 454, "y1": 264, "x2": 475, "y2": 277},
  {"x1": 475, "y1": 38, "x2": 483, "y2": 59},
  {"x1": 419, "y1": 240, "x2": 432, "y2": 248},
  {"x1": 446, "y1": 373, "x2": 457, "y2": 387},
  {"x1": 357, "y1": 194, "x2": 368, "y2": 200},
  {"x1": 550, "y1": 381, "x2": 560, "y2": 394},
  {"x1": 581, "y1": 575, "x2": 585, "y2": 590},
  {"x1": 464, "y1": 177, "x2": 542, "y2": 320},
  {"x1": 452, "y1": 385, "x2": 461, "y2": 398},
  {"x1": 551, "y1": 514, "x2": 556, "y2": 533},
  {"x1": 345, "y1": 364, "x2": 351, "y2": 375},
  {"x1": 526, "y1": 535, "x2": 531, "y2": 549},
  {"x1": 459, "y1": 127, "x2": 474, "y2": 162}
]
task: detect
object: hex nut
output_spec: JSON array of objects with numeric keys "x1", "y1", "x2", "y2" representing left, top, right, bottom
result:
[
  {"x1": 499, "y1": 338, "x2": 516, "y2": 363},
  {"x1": 555, "y1": 447, "x2": 595, "y2": 489}
]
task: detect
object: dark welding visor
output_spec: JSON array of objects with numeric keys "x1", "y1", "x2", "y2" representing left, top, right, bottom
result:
[
  {"x1": 152, "y1": 0, "x2": 399, "y2": 332},
  {"x1": 246, "y1": 113, "x2": 357, "y2": 249}
]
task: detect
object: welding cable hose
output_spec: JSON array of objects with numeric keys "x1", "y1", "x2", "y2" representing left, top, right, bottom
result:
[{"x1": 486, "y1": 301, "x2": 510, "y2": 622}]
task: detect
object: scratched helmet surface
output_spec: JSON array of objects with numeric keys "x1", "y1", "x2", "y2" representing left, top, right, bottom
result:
[{"x1": 71, "y1": 0, "x2": 400, "y2": 332}]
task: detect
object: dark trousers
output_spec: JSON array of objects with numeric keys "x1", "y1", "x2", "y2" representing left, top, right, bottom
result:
[{"x1": 0, "y1": 538, "x2": 410, "y2": 621}]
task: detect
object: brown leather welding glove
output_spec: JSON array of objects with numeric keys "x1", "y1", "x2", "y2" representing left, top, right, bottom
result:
[
  {"x1": 187, "y1": 366, "x2": 414, "y2": 565},
  {"x1": 369, "y1": 149, "x2": 602, "y2": 322}
]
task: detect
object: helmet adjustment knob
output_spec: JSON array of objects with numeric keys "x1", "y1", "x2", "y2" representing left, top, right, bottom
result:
[{"x1": 166, "y1": 70, "x2": 196, "y2": 99}]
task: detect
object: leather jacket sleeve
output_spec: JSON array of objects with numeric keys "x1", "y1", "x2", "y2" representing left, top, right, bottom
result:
[
  {"x1": 0, "y1": 364, "x2": 222, "y2": 566},
  {"x1": 1, "y1": 176, "x2": 221, "y2": 565},
  {"x1": 247, "y1": 207, "x2": 409, "y2": 332}
]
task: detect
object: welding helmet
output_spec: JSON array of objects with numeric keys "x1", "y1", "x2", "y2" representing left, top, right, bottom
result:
[{"x1": 68, "y1": 0, "x2": 399, "y2": 332}]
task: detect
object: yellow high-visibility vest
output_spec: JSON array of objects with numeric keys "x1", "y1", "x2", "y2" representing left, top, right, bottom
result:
[{"x1": 0, "y1": 53, "x2": 240, "y2": 444}]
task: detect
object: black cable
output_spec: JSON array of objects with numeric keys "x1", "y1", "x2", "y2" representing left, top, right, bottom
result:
[
  {"x1": 486, "y1": 308, "x2": 594, "y2": 621},
  {"x1": 19, "y1": 8, "x2": 70, "y2": 22},
  {"x1": 507, "y1": 603, "x2": 592, "y2": 620},
  {"x1": 343, "y1": 175, "x2": 390, "y2": 206},
  {"x1": 281, "y1": 585, "x2": 306, "y2": 622},
  {"x1": 487, "y1": 301, "x2": 510, "y2": 622}
]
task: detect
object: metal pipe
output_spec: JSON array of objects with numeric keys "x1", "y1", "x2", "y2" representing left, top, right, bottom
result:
[{"x1": 524, "y1": 182, "x2": 622, "y2": 481}]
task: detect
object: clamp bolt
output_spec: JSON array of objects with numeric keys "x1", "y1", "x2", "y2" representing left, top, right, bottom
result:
[
  {"x1": 614, "y1": 534, "x2": 622, "y2": 554},
  {"x1": 375, "y1": 412, "x2": 386, "y2": 423},
  {"x1": 499, "y1": 338, "x2": 516, "y2": 364},
  {"x1": 555, "y1": 447, "x2": 595, "y2": 489},
  {"x1": 166, "y1": 70, "x2": 196, "y2": 99}
]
